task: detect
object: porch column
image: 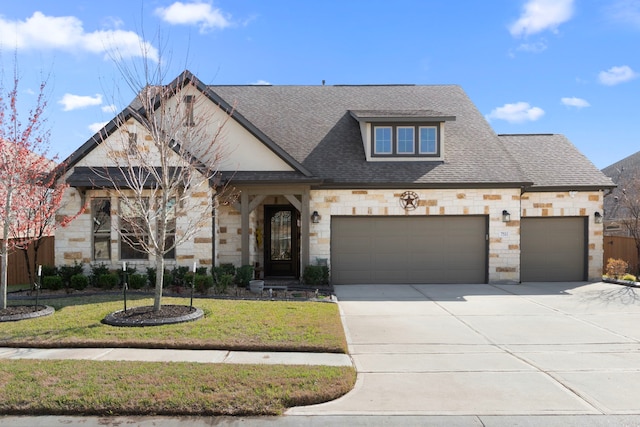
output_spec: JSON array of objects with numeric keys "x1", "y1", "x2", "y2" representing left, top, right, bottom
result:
[
  {"x1": 300, "y1": 189, "x2": 310, "y2": 274},
  {"x1": 241, "y1": 191, "x2": 250, "y2": 266}
]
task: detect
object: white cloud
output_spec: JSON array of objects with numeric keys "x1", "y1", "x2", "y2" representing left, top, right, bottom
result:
[
  {"x1": 486, "y1": 102, "x2": 545, "y2": 123},
  {"x1": 89, "y1": 122, "x2": 108, "y2": 133},
  {"x1": 561, "y1": 97, "x2": 590, "y2": 108},
  {"x1": 598, "y1": 65, "x2": 638, "y2": 85},
  {"x1": 101, "y1": 104, "x2": 118, "y2": 113},
  {"x1": 516, "y1": 41, "x2": 548, "y2": 53},
  {"x1": 155, "y1": 2, "x2": 231, "y2": 33},
  {"x1": 607, "y1": 0, "x2": 640, "y2": 28},
  {"x1": 510, "y1": 0, "x2": 574, "y2": 37},
  {"x1": 59, "y1": 93, "x2": 103, "y2": 111},
  {"x1": 251, "y1": 80, "x2": 271, "y2": 85},
  {"x1": 0, "y1": 11, "x2": 158, "y2": 61}
]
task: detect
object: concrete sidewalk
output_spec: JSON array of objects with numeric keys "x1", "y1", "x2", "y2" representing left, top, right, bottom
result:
[{"x1": 0, "y1": 346, "x2": 352, "y2": 366}]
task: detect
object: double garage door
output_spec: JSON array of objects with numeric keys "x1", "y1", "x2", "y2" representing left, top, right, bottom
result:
[
  {"x1": 331, "y1": 216, "x2": 487, "y2": 284},
  {"x1": 331, "y1": 216, "x2": 587, "y2": 284}
]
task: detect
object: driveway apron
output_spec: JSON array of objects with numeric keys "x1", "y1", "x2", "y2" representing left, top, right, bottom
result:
[{"x1": 287, "y1": 282, "x2": 640, "y2": 416}]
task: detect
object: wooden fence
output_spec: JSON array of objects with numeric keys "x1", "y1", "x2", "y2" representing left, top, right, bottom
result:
[
  {"x1": 604, "y1": 235, "x2": 639, "y2": 275},
  {"x1": 4, "y1": 237, "x2": 55, "y2": 286}
]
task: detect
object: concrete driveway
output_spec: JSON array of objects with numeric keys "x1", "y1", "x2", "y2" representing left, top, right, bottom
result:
[{"x1": 288, "y1": 281, "x2": 640, "y2": 416}]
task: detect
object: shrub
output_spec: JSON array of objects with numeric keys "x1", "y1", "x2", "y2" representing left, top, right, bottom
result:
[
  {"x1": 128, "y1": 274, "x2": 147, "y2": 290},
  {"x1": 69, "y1": 274, "x2": 89, "y2": 291},
  {"x1": 606, "y1": 258, "x2": 629, "y2": 279},
  {"x1": 235, "y1": 265, "x2": 254, "y2": 287},
  {"x1": 163, "y1": 273, "x2": 174, "y2": 288},
  {"x1": 194, "y1": 274, "x2": 214, "y2": 294},
  {"x1": 90, "y1": 263, "x2": 110, "y2": 287},
  {"x1": 42, "y1": 275, "x2": 63, "y2": 291},
  {"x1": 171, "y1": 266, "x2": 190, "y2": 287},
  {"x1": 97, "y1": 273, "x2": 119, "y2": 289},
  {"x1": 40, "y1": 265, "x2": 58, "y2": 278},
  {"x1": 215, "y1": 273, "x2": 234, "y2": 294},
  {"x1": 622, "y1": 273, "x2": 638, "y2": 282},
  {"x1": 146, "y1": 267, "x2": 156, "y2": 287},
  {"x1": 59, "y1": 262, "x2": 84, "y2": 288},
  {"x1": 303, "y1": 265, "x2": 329, "y2": 286}
]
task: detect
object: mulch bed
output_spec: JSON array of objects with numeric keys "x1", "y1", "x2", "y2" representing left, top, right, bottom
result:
[
  {"x1": 102, "y1": 304, "x2": 204, "y2": 327},
  {"x1": 0, "y1": 304, "x2": 55, "y2": 322}
]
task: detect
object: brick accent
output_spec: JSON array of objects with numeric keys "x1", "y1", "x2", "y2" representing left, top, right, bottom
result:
[
  {"x1": 352, "y1": 190, "x2": 368, "y2": 194},
  {"x1": 64, "y1": 252, "x2": 82, "y2": 260},
  {"x1": 483, "y1": 195, "x2": 502, "y2": 200}
]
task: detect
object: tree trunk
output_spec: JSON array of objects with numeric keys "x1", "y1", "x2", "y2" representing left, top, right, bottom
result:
[
  {"x1": 1, "y1": 186, "x2": 12, "y2": 310},
  {"x1": 0, "y1": 240, "x2": 7, "y2": 310},
  {"x1": 153, "y1": 252, "x2": 164, "y2": 312}
]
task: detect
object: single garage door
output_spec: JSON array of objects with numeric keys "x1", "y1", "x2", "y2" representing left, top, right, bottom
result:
[
  {"x1": 521, "y1": 217, "x2": 587, "y2": 282},
  {"x1": 331, "y1": 216, "x2": 487, "y2": 284}
]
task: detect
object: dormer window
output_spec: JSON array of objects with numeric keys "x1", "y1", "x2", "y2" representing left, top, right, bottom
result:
[
  {"x1": 372, "y1": 124, "x2": 441, "y2": 157},
  {"x1": 350, "y1": 110, "x2": 455, "y2": 162}
]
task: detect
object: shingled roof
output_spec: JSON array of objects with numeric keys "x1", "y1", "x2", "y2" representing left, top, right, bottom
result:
[
  {"x1": 212, "y1": 84, "x2": 530, "y2": 188},
  {"x1": 498, "y1": 134, "x2": 614, "y2": 191},
  {"x1": 61, "y1": 70, "x2": 613, "y2": 191}
]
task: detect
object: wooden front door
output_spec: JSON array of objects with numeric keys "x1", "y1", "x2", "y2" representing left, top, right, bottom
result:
[{"x1": 264, "y1": 206, "x2": 299, "y2": 278}]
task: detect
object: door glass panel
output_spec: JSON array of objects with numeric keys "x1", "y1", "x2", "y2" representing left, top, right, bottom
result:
[{"x1": 270, "y1": 210, "x2": 291, "y2": 261}]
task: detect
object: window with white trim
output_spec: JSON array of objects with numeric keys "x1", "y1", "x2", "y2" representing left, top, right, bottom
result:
[
  {"x1": 419, "y1": 126, "x2": 437, "y2": 154},
  {"x1": 372, "y1": 123, "x2": 440, "y2": 157},
  {"x1": 374, "y1": 126, "x2": 392, "y2": 154}
]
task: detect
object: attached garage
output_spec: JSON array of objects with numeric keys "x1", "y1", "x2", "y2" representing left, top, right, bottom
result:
[
  {"x1": 520, "y1": 217, "x2": 587, "y2": 282},
  {"x1": 331, "y1": 216, "x2": 487, "y2": 284}
]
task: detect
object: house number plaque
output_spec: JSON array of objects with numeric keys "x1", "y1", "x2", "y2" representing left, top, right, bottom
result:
[{"x1": 399, "y1": 191, "x2": 419, "y2": 210}]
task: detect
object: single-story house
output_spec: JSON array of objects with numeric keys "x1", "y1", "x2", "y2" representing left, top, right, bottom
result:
[{"x1": 55, "y1": 70, "x2": 614, "y2": 284}]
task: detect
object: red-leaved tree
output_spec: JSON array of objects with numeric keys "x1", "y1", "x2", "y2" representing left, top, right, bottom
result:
[{"x1": 0, "y1": 69, "x2": 80, "y2": 309}]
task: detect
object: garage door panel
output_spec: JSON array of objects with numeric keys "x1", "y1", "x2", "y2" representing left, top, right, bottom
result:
[
  {"x1": 331, "y1": 216, "x2": 487, "y2": 284},
  {"x1": 521, "y1": 217, "x2": 586, "y2": 282}
]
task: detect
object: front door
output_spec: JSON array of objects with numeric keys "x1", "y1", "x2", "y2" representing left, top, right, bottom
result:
[{"x1": 264, "y1": 206, "x2": 299, "y2": 278}]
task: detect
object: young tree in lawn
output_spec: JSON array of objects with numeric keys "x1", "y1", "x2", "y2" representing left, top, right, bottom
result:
[
  {"x1": 0, "y1": 71, "x2": 77, "y2": 309},
  {"x1": 93, "y1": 62, "x2": 231, "y2": 312}
]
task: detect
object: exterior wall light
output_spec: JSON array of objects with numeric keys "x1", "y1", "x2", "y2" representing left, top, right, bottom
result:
[
  {"x1": 311, "y1": 211, "x2": 321, "y2": 223},
  {"x1": 502, "y1": 210, "x2": 511, "y2": 223},
  {"x1": 594, "y1": 211, "x2": 603, "y2": 224}
]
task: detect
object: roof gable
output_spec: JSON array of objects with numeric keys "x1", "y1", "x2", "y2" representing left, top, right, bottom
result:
[{"x1": 61, "y1": 70, "x2": 313, "y2": 180}]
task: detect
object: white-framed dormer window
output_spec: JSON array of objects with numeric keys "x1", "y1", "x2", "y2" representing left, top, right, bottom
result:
[
  {"x1": 374, "y1": 126, "x2": 392, "y2": 154},
  {"x1": 372, "y1": 123, "x2": 441, "y2": 157},
  {"x1": 419, "y1": 126, "x2": 437, "y2": 154},
  {"x1": 397, "y1": 126, "x2": 415, "y2": 154}
]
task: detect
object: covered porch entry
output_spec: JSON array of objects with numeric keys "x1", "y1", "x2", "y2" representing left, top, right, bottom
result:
[{"x1": 231, "y1": 185, "x2": 311, "y2": 279}]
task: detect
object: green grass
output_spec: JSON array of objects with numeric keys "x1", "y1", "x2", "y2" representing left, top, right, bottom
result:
[
  {"x1": 0, "y1": 359, "x2": 356, "y2": 416},
  {"x1": 0, "y1": 294, "x2": 355, "y2": 416},
  {"x1": 1, "y1": 295, "x2": 347, "y2": 353}
]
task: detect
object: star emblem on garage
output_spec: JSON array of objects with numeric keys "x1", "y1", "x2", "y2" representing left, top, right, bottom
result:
[{"x1": 399, "y1": 191, "x2": 419, "y2": 210}]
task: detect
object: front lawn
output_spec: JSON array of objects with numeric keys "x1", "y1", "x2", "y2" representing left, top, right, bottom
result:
[
  {"x1": 0, "y1": 359, "x2": 355, "y2": 416},
  {"x1": 1, "y1": 295, "x2": 347, "y2": 353},
  {"x1": 0, "y1": 294, "x2": 355, "y2": 416}
]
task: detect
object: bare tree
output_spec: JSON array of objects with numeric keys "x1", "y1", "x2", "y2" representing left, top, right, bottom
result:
[
  {"x1": 611, "y1": 171, "x2": 640, "y2": 274},
  {"x1": 92, "y1": 59, "x2": 231, "y2": 311}
]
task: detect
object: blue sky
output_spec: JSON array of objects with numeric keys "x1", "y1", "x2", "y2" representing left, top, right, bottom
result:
[{"x1": 0, "y1": 0, "x2": 638, "y2": 169}]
